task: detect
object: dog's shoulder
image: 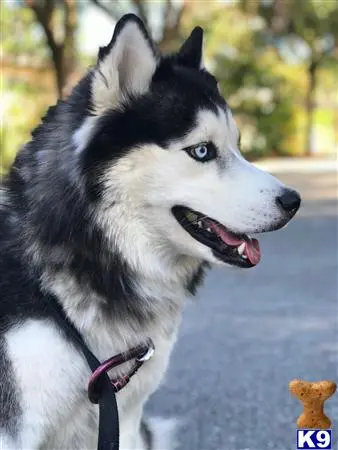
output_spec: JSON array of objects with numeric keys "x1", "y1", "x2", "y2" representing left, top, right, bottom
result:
[{"x1": 0, "y1": 186, "x2": 49, "y2": 334}]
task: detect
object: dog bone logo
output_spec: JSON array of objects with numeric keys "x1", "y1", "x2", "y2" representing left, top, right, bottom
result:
[{"x1": 289, "y1": 379, "x2": 337, "y2": 429}]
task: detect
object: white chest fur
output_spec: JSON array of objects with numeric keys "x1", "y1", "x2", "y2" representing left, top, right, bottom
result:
[
  {"x1": 5, "y1": 312, "x2": 180, "y2": 449},
  {"x1": 4, "y1": 268, "x2": 186, "y2": 449}
]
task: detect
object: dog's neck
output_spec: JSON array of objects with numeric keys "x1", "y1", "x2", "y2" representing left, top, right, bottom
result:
[
  {"x1": 39, "y1": 251, "x2": 202, "y2": 360},
  {"x1": 26, "y1": 213, "x2": 205, "y2": 356}
]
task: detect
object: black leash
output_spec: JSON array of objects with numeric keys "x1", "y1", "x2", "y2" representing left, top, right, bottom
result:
[{"x1": 48, "y1": 296, "x2": 120, "y2": 450}]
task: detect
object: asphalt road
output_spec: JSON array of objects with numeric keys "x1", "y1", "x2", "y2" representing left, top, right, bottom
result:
[{"x1": 147, "y1": 167, "x2": 338, "y2": 450}]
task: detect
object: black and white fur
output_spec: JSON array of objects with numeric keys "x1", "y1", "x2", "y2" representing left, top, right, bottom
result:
[{"x1": 0, "y1": 14, "x2": 300, "y2": 449}]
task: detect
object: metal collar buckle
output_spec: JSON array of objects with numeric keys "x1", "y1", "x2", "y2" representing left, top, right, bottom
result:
[{"x1": 88, "y1": 339, "x2": 155, "y2": 404}]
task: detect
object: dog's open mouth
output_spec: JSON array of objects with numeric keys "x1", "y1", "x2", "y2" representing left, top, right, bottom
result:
[{"x1": 172, "y1": 206, "x2": 261, "y2": 268}]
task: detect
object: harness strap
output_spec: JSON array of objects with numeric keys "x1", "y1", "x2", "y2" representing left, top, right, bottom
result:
[{"x1": 48, "y1": 296, "x2": 119, "y2": 450}]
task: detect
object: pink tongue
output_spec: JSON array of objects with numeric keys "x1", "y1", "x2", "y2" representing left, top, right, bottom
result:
[
  {"x1": 207, "y1": 220, "x2": 261, "y2": 265},
  {"x1": 244, "y1": 238, "x2": 261, "y2": 265},
  {"x1": 207, "y1": 221, "x2": 243, "y2": 246}
]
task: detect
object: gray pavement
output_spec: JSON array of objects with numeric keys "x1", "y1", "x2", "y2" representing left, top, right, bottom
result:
[{"x1": 147, "y1": 164, "x2": 338, "y2": 450}]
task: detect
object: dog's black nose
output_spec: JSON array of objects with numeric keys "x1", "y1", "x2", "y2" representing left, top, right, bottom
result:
[{"x1": 276, "y1": 189, "x2": 301, "y2": 214}]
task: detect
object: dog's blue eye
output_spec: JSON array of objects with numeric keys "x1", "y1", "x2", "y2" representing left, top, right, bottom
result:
[
  {"x1": 185, "y1": 142, "x2": 216, "y2": 162},
  {"x1": 195, "y1": 145, "x2": 208, "y2": 159}
]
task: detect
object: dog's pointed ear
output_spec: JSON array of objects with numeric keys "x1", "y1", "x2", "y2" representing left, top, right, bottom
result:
[
  {"x1": 91, "y1": 14, "x2": 158, "y2": 114},
  {"x1": 177, "y1": 26, "x2": 204, "y2": 69}
]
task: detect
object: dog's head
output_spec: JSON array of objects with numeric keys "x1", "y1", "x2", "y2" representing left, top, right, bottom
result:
[{"x1": 74, "y1": 14, "x2": 300, "y2": 270}]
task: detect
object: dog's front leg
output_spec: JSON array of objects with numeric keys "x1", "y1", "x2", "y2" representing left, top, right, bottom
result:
[
  {"x1": 119, "y1": 403, "x2": 145, "y2": 450},
  {"x1": 119, "y1": 404, "x2": 176, "y2": 450}
]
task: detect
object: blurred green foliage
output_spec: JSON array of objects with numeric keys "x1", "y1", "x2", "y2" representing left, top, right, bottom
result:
[
  {"x1": 1, "y1": 78, "x2": 52, "y2": 175},
  {"x1": 197, "y1": 6, "x2": 296, "y2": 159},
  {"x1": 1, "y1": 1, "x2": 337, "y2": 176},
  {"x1": 216, "y1": 55, "x2": 295, "y2": 159},
  {"x1": 1, "y1": 3, "x2": 48, "y2": 60}
]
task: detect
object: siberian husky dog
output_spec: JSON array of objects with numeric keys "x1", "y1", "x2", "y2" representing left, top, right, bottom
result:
[{"x1": 0, "y1": 13, "x2": 301, "y2": 450}]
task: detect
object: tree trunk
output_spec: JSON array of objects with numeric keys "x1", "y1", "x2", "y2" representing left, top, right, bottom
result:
[
  {"x1": 304, "y1": 61, "x2": 317, "y2": 156},
  {"x1": 158, "y1": 1, "x2": 187, "y2": 52},
  {"x1": 52, "y1": 45, "x2": 65, "y2": 99},
  {"x1": 61, "y1": 0, "x2": 77, "y2": 97},
  {"x1": 26, "y1": 0, "x2": 77, "y2": 99}
]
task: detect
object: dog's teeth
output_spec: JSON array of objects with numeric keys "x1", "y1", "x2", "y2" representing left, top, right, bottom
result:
[
  {"x1": 207, "y1": 227, "x2": 211, "y2": 232},
  {"x1": 237, "y1": 242, "x2": 246, "y2": 255},
  {"x1": 197, "y1": 221, "x2": 202, "y2": 228},
  {"x1": 186, "y1": 212, "x2": 198, "y2": 222},
  {"x1": 242, "y1": 254, "x2": 247, "y2": 259}
]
